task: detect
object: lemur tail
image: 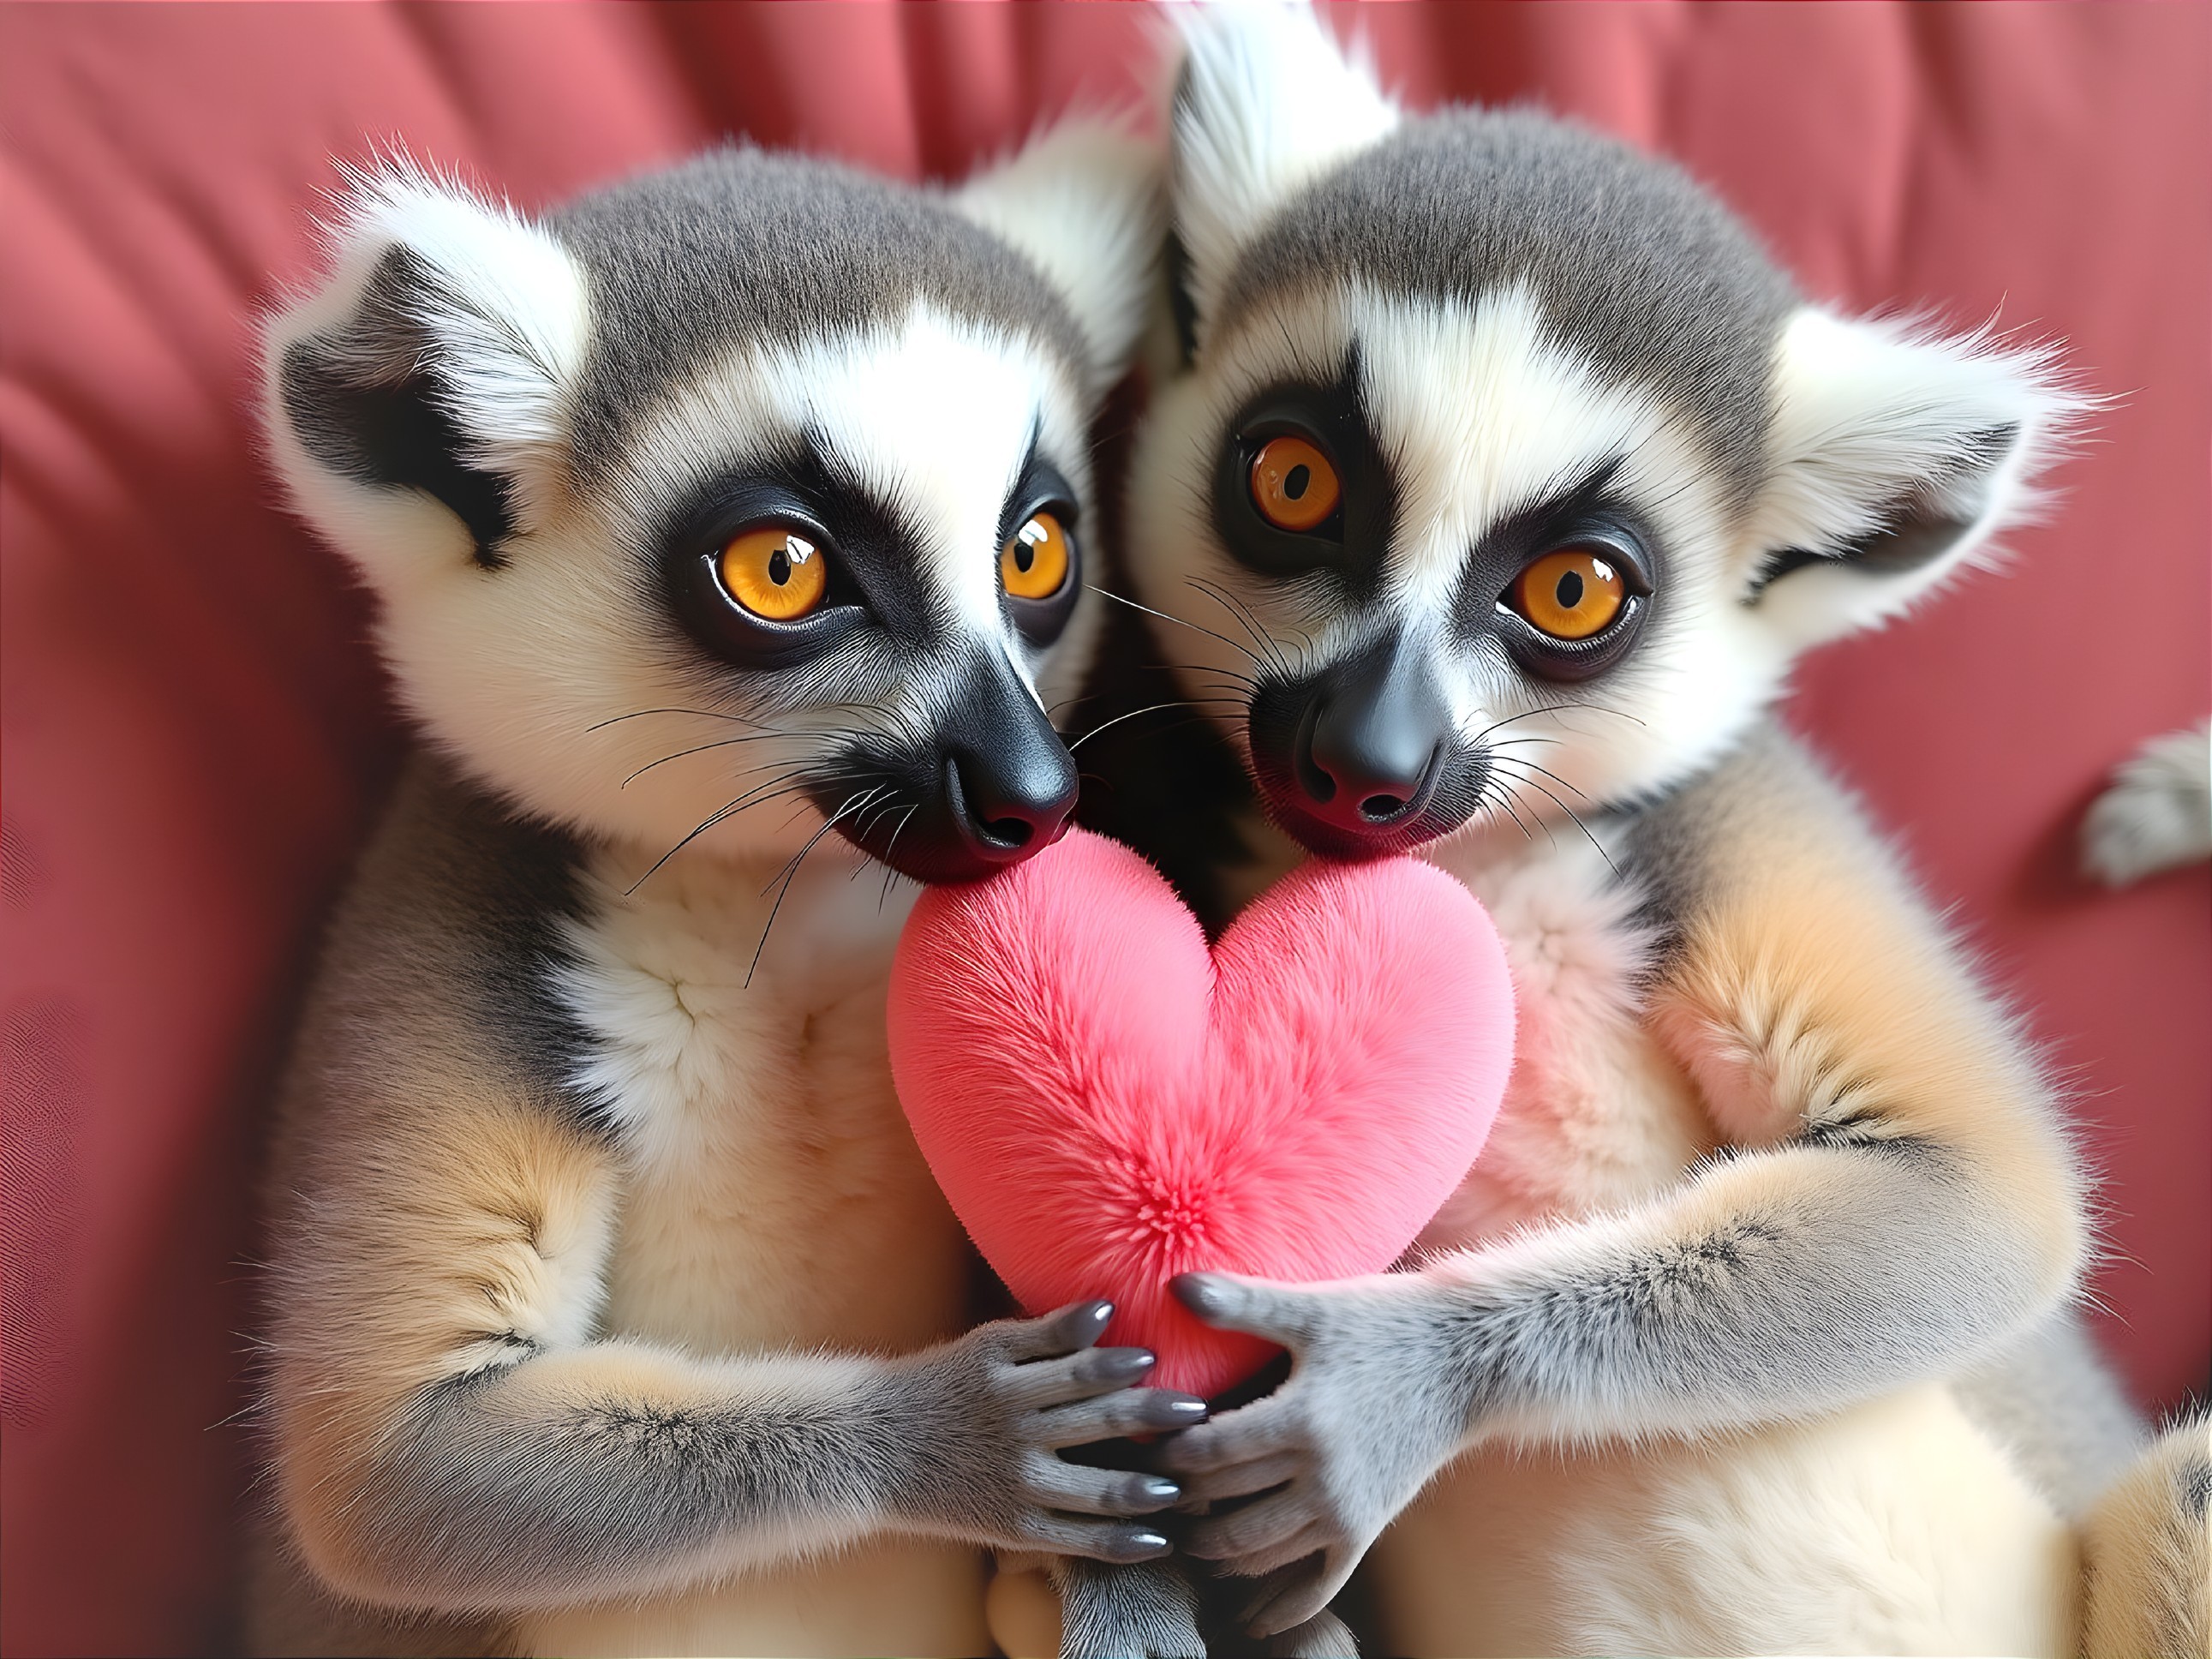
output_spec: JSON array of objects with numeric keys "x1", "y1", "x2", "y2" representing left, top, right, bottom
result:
[{"x1": 2079, "y1": 1409, "x2": 2211, "y2": 1659}]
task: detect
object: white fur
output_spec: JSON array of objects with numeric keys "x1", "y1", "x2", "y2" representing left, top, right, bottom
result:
[
  {"x1": 1416, "y1": 825, "x2": 1713, "y2": 1249},
  {"x1": 263, "y1": 165, "x2": 588, "y2": 552},
  {"x1": 288, "y1": 303, "x2": 1096, "y2": 865},
  {"x1": 2082, "y1": 719, "x2": 2212, "y2": 885},
  {"x1": 517, "y1": 842, "x2": 988, "y2": 1655},
  {"x1": 952, "y1": 119, "x2": 1163, "y2": 398},
  {"x1": 1371, "y1": 1386, "x2": 2075, "y2": 1656},
  {"x1": 1126, "y1": 278, "x2": 1785, "y2": 819},
  {"x1": 1747, "y1": 308, "x2": 2083, "y2": 651},
  {"x1": 1170, "y1": 3, "x2": 1399, "y2": 345}
]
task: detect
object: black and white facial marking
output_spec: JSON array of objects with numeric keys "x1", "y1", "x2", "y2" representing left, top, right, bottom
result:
[
  {"x1": 1128, "y1": 6, "x2": 2079, "y2": 859},
  {"x1": 265, "y1": 134, "x2": 1158, "y2": 886}
]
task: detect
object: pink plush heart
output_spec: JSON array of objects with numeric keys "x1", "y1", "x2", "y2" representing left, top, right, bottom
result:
[{"x1": 887, "y1": 828, "x2": 1514, "y2": 1398}]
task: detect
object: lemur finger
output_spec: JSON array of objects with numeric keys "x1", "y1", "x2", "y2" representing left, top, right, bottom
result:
[
  {"x1": 1181, "y1": 1488, "x2": 1317, "y2": 1562},
  {"x1": 1027, "y1": 1456, "x2": 1183, "y2": 1518},
  {"x1": 1023, "y1": 1515, "x2": 1175, "y2": 1564},
  {"x1": 1001, "y1": 1299, "x2": 1117, "y2": 1362},
  {"x1": 1034, "y1": 1386, "x2": 1210, "y2": 1446},
  {"x1": 1005, "y1": 1345, "x2": 1157, "y2": 1407},
  {"x1": 1152, "y1": 1396, "x2": 1295, "y2": 1473},
  {"x1": 1241, "y1": 1555, "x2": 1354, "y2": 1638},
  {"x1": 1172, "y1": 1273, "x2": 1323, "y2": 1345},
  {"x1": 1258, "y1": 1608, "x2": 1359, "y2": 1659},
  {"x1": 1213, "y1": 1520, "x2": 1332, "y2": 1581},
  {"x1": 1174, "y1": 1448, "x2": 1304, "y2": 1503}
]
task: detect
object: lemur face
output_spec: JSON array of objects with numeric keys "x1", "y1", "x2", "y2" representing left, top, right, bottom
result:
[
  {"x1": 266, "y1": 134, "x2": 1156, "y2": 883},
  {"x1": 1128, "y1": 9, "x2": 2074, "y2": 859}
]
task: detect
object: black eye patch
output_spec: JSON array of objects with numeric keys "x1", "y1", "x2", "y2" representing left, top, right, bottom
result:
[
  {"x1": 996, "y1": 451, "x2": 1083, "y2": 648},
  {"x1": 1209, "y1": 355, "x2": 1398, "y2": 602}
]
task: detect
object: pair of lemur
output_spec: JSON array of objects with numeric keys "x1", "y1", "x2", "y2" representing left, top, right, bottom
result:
[{"x1": 251, "y1": 9, "x2": 2207, "y2": 1656}]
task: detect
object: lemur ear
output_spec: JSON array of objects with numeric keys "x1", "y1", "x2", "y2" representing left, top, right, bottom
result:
[
  {"x1": 951, "y1": 119, "x2": 1163, "y2": 398},
  {"x1": 1742, "y1": 308, "x2": 2082, "y2": 651},
  {"x1": 262, "y1": 163, "x2": 588, "y2": 578},
  {"x1": 1167, "y1": 3, "x2": 1399, "y2": 353}
]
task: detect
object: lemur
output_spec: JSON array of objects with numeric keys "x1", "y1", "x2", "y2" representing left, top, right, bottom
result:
[
  {"x1": 1087, "y1": 10, "x2": 2209, "y2": 1656},
  {"x1": 247, "y1": 130, "x2": 1214, "y2": 1659}
]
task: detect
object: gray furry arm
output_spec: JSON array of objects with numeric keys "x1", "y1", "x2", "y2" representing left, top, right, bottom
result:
[
  {"x1": 263, "y1": 1082, "x2": 1190, "y2": 1614},
  {"x1": 1163, "y1": 736, "x2": 2087, "y2": 1630},
  {"x1": 280, "y1": 1311, "x2": 1187, "y2": 1614}
]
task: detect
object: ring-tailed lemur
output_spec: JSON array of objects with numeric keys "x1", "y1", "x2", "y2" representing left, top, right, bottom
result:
[
  {"x1": 248, "y1": 131, "x2": 1214, "y2": 1659},
  {"x1": 1097, "y1": 10, "x2": 2208, "y2": 1654}
]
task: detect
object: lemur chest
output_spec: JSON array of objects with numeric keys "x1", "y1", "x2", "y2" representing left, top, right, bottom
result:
[
  {"x1": 1415, "y1": 830, "x2": 1714, "y2": 1248},
  {"x1": 560, "y1": 849, "x2": 971, "y2": 1356}
]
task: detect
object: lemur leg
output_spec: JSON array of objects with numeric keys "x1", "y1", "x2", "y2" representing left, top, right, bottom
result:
[
  {"x1": 991, "y1": 1560, "x2": 1354, "y2": 1659},
  {"x1": 266, "y1": 1089, "x2": 1195, "y2": 1616},
  {"x1": 1050, "y1": 1560, "x2": 1210, "y2": 1659},
  {"x1": 2081, "y1": 1410, "x2": 2212, "y2": 1659},
  {"x1": 1163, "y1": 735, "x2": 2088, "y2": 1631}
]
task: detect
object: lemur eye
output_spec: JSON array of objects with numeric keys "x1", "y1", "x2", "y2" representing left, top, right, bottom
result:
[
  {"x1": 718, "y1": 525, "x2": 828, "y2": 622},
  {"x1": 1510, "y1": 548, "x2": 1627, "y2": 640},
  {"x1": 1249, "y1": 435, "x2": 1342, "y2": 532},
  {"x1": 1001, "y1": 512, "x2": 1072, "y2": 601}
]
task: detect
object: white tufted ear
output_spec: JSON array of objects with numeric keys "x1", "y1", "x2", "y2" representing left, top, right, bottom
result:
[
  {"x1": 952, "y1": 118, "x2": 1163, "y2": 398},
  {"x1": 261, "y1": 160, "x2": 589, "y2": 578},
  {"x1": 1742, "y1": 308, "x2": 2086, "y2": 654},
  {"x1": 1168, "y1": 3, "x2": 1399, "y2": 344}
]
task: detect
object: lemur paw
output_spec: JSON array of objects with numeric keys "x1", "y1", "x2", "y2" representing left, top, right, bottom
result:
[
  {"x1": 1054, "y1": 1557, "x2": 1208, "y2": 1659},
  {"x1": 1157, "y1": 1273, "x2": 1466, "y2": 1635},
  {"x1": 2082, "y1": 720, "x2": 2212, "y2": 885},
  {"x1": 887, "y1": 1300, "x2": 1208, "y2": 1561}
]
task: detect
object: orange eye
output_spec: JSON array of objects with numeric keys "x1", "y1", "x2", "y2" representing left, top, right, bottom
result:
[
  {"x1": 1001, "y1": 511, "x2": 1072, "y2": 601},
  {"x1": 1249, "y1": 435, "x2": 1341, "y2": 532},
  {"x1": 1510, "y1": 548, "x2": 1628, "y2": 641},
  {"x1": 718, "y1": 525, "x2": 828, "y2": 622}
]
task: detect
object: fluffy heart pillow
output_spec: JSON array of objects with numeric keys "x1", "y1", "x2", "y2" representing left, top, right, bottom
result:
[{"x1": 887, "y1": 828, "x2": 1515, "y2": 1398}]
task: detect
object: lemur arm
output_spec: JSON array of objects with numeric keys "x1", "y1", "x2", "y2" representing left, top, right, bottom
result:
[
  {"x1": 262, "y1": 774, "x2": 1193, "y2": 1617},
  {"x1": 266, "y1": 1075, "x2": 1194, "y2": 1615},
  {"x1": 1159, "y1": 729, "x2": 2087, "y2": 1632}
]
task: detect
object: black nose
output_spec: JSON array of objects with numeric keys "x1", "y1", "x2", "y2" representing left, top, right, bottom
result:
[
  {"x1": 945, "y1": 744, "x2": 1076, "y2": 856},
  {"x1": 932, "y1": 649, "x2": 1077, "y2": 871},
  {"x1": 1292, "y1": 631, "x2": 1451, "y2": 836}
]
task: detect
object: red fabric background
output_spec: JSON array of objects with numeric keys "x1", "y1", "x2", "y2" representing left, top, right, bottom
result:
[{"x1": 2, "y1": 5, "x2": 2204, "y2": 1655}]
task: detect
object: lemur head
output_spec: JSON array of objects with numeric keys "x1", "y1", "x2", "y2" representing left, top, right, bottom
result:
[
  {"x1": 266, "y1": 128, "x2": 1155, "y2": 883},
  {"x1": 1127, "y1": 9, "x2": 2078, "y2": 860}
]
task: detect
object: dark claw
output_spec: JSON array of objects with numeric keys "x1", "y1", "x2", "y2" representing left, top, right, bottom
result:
[
  {"x1": 1170, "y1": 1273, "x2": 1228, "y2": 1320},
  {"x1": 1113, "y1": 1526, "x2": 1172, "y2": 1561},
  {"x1": 1083, "y1": 1346, "x2": 1157, "y2": 1383},
  {"x1": 1150, "y1": 1392, "x2": 1209, "y2": 1425},
  {"x1": 1139, "y1": 1476, "x2": 1181, "y2": 1505}
]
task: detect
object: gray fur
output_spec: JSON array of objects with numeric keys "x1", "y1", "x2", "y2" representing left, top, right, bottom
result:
[
  {"x1": 333, "y1": 1306, "x2": 1188, "y2": 1610},
  {"x1": 1213, "y1": 110, "x2": 1799, "y2": 505},
  {"x1": 296, "y1": 759, "x2": 603, "y2": 1136},
  {"x1": 549, "y1": 147, "x2": 1090, "y2": 488},
  {"x1": 1052, "y1": 1559, "x2": 1208, "y2": 1659},
  {"x1": 1956, "y1": 1311, "x2": 2148, "y2": 1518}
]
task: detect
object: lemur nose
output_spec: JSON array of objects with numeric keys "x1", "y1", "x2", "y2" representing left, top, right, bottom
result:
[
  {"x1": 936, "y1": 650, "x2": 1079, "y2": 865},
  {"x1": 1294, "y1": 633, "x2": 1451, "y2": 835},
  {"x1": 950, "y1": 748, "x2": 1077, "y2": 853}
]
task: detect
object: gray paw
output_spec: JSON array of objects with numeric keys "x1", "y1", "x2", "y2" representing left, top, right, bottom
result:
[
  {"x1": 1160, "y1": 1273, "x2": 1468, "y2": 1634},
  {"x1": 1055, "y1": 1557, "x2": 1208, "y2": 1659},
  {"x1": 883, "y1": 1300, "x2": 1211, "y2": 1561}
]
